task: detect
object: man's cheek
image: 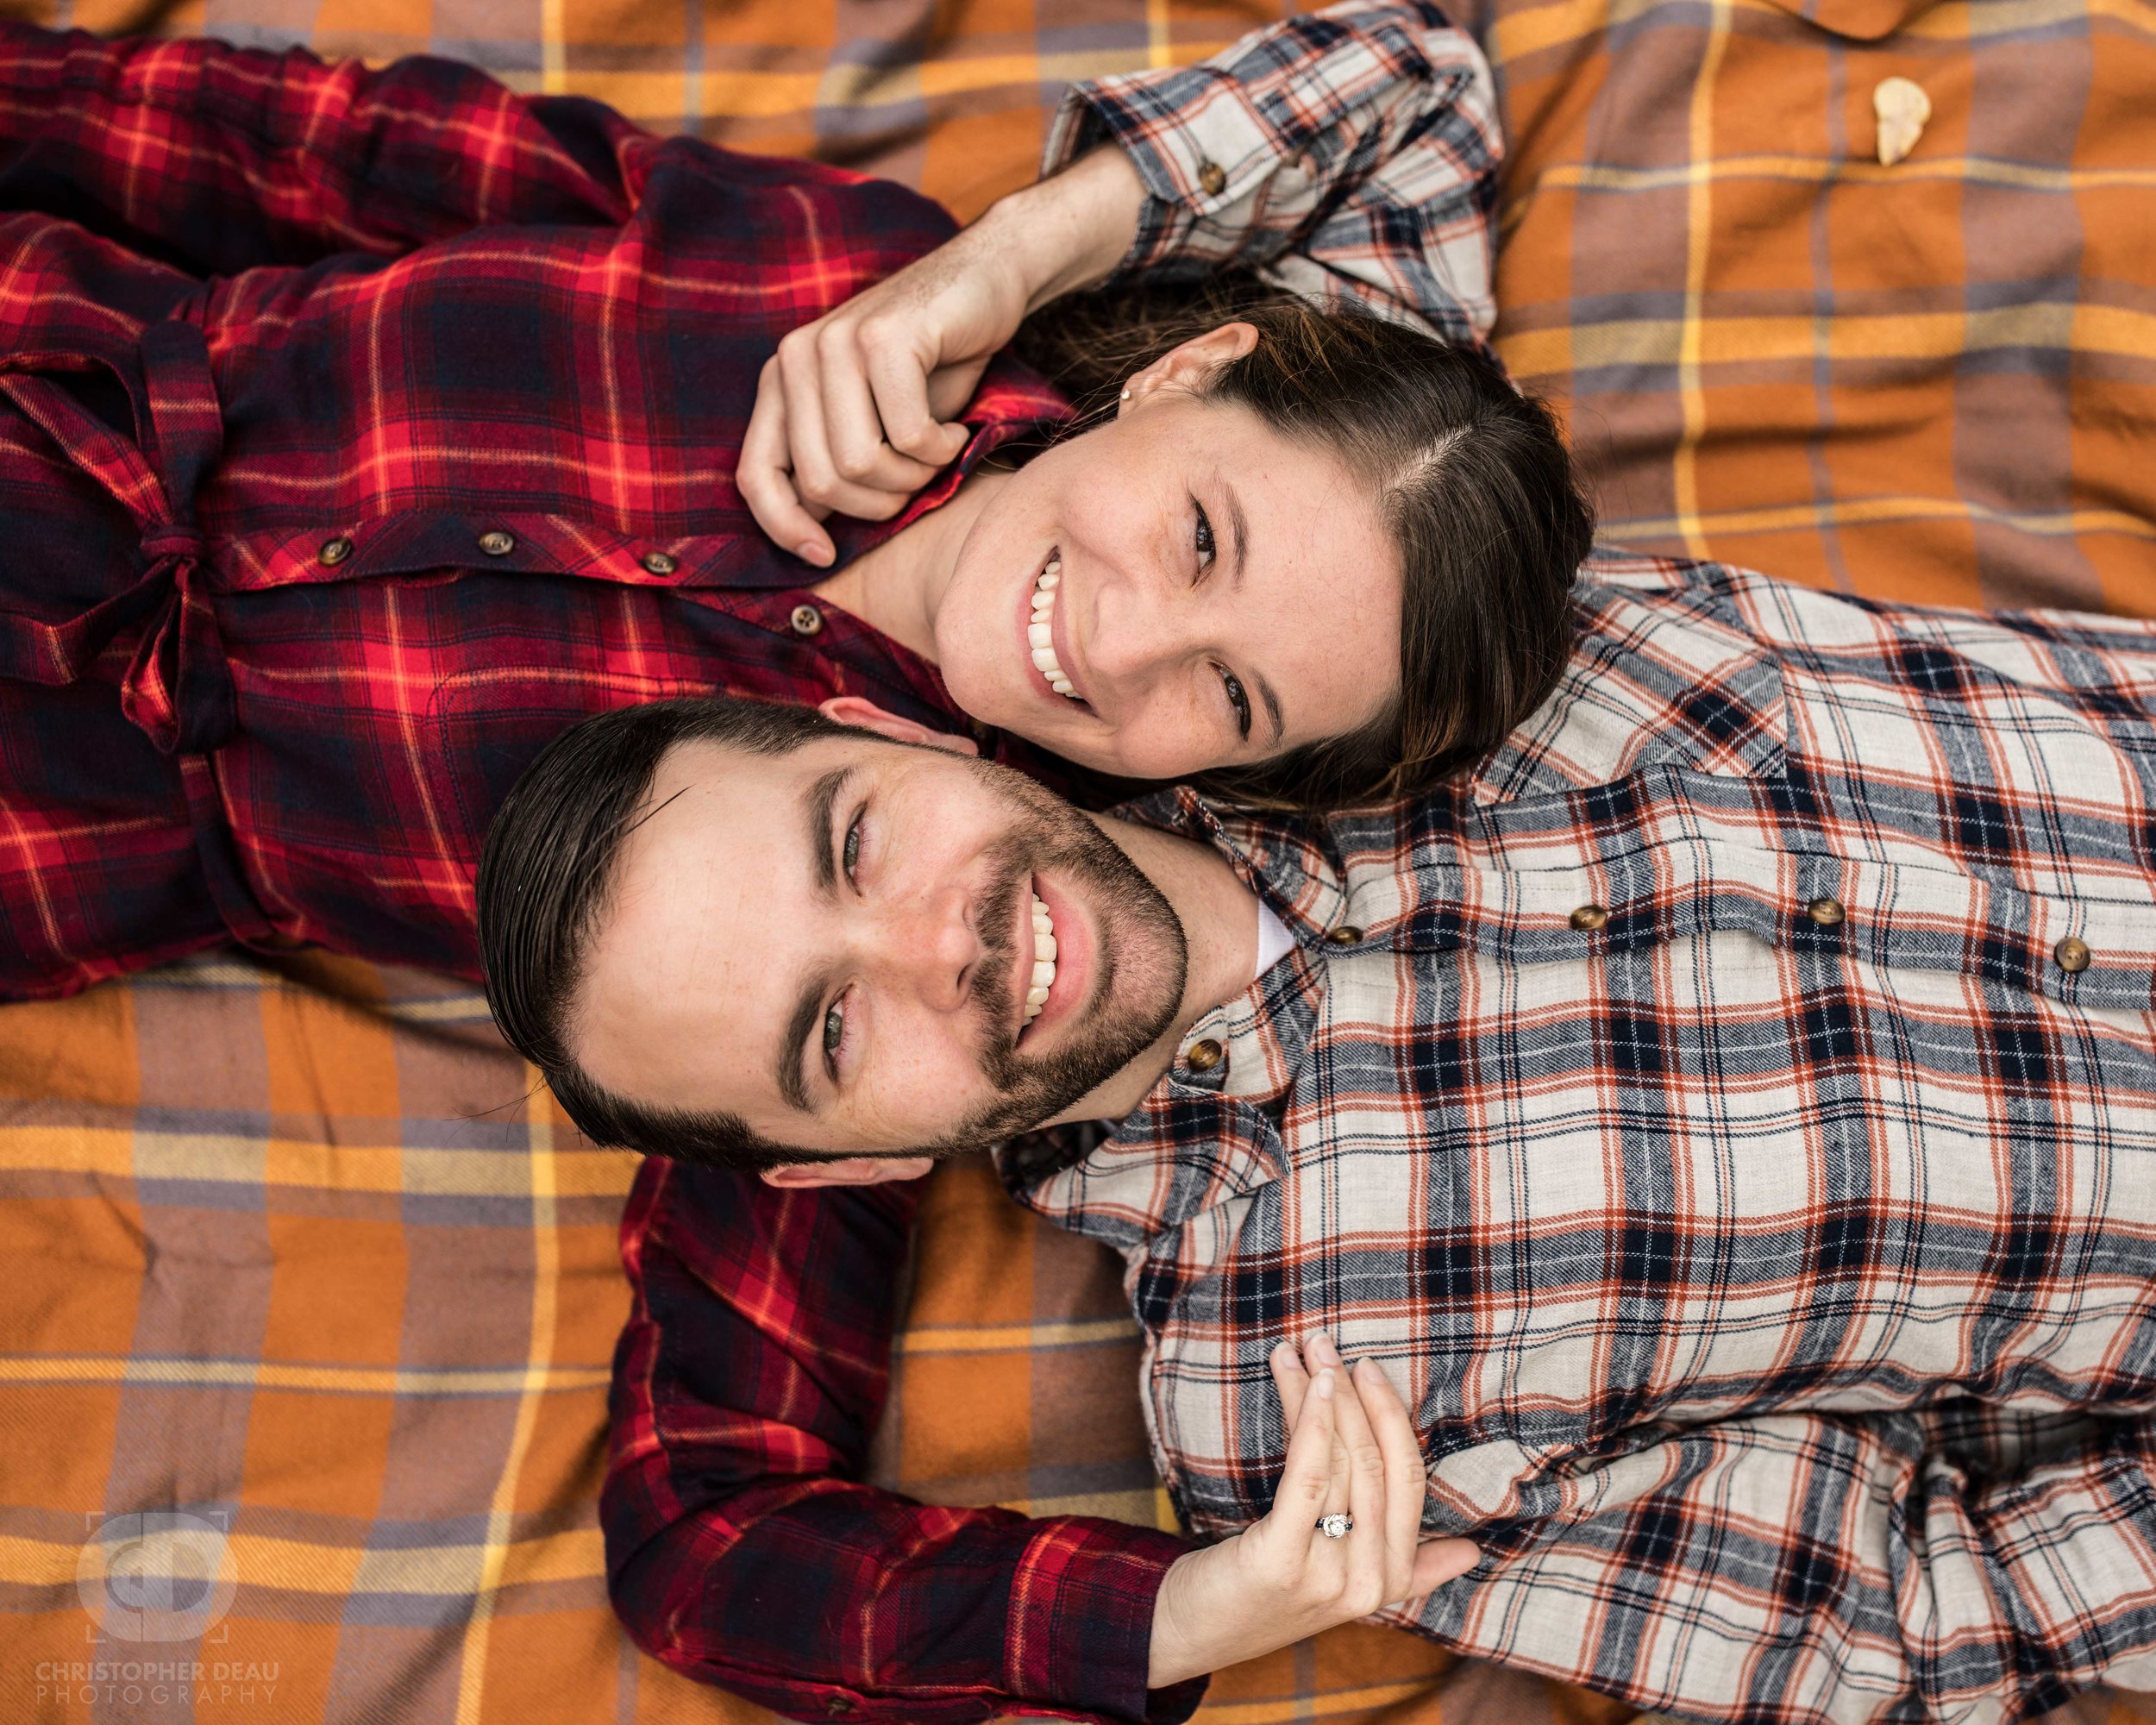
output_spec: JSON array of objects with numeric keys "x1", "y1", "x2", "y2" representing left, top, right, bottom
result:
[{"x1": 870, "y1": 1033, "x2": 984, "y2": 1142}]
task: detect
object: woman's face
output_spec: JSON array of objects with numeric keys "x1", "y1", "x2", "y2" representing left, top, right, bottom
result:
[{"x1": 932, "y1": 380, "x2": 1401, "y2": 784}]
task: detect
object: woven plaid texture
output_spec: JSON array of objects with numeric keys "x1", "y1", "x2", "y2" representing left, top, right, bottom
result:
[
  {"x1": 1449, "y1": 0, "x2": 2156, "y2": 614},
  {"x1": 0, "y1": 951, "x2": 1630, "y2": 1725},
  {"x1": 0, "y1": 0, "x2": 2150, "y2": 1719}
]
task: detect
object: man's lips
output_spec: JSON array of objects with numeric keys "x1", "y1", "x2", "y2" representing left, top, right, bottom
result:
[{"x1": 1016, "y1": 870, "x2": 1091, "y2": 1050}]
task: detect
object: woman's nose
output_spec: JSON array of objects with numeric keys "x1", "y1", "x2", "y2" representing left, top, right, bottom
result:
[
  {"x1": 876, "y1": 888, "x2": 981, "y2": 1013},
  {"x1": 1083, "y1": 564, "x2": 1196, "y2": 703}
]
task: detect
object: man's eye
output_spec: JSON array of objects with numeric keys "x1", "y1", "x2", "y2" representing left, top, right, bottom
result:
[
  {"x1": 1194, "y1": 499, "x2": 1216, "y2": 577},
  {"x1": 1220, "y1": 668, "x2": 1252, "y2": 740},
  {"x1": 822, "y1": 1000, "x2": 846, "y2": 1072},
  {"x1": 843, "y1": 812, "x2": 862, "y2": 882}
]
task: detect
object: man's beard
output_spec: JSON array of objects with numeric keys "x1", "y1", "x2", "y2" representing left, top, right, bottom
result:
[{"x1": 918, "y1": 762, "x2": 1188, "y2": 1153}]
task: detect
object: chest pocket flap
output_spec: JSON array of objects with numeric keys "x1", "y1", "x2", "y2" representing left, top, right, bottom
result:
[{"x1": 1470, "y1": 581, "x2": 1789, "y2": 807}]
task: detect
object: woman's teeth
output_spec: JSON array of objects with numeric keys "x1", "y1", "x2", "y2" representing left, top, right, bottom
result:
[
  {"x1": 1023, "y1": 890, "x2": 1058, "y2": 1027},
  {"x1": 1028, "y1": 559, "x2": 1078, "y2": 699}
]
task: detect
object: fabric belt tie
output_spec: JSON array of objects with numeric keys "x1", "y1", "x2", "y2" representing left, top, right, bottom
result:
[
  {"x1": 0, "y1": 318, "x2": 273, "y2": 946},
  {"x1": 0, "y1": 319, "x2": 234, "y2": 756}
]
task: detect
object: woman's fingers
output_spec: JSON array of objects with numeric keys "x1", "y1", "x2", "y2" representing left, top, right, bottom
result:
[
  {"x1": 776, "y1": 330, "x2": 915, "y2": 524},
  {"x1": 858, "y1": 326, "x2": 971, "y2": 470},
  {"x1": 1319, "y1": 1341, "x2": 1389, "y2": 1614},
  {"x1": 815, "y1": 322, "x2": 947, "y2": 494},
  {"x1": 738, "y1": 359, "x2": 832, "y2": 565},
  {"x1": 1269, "y1": 1339, "x2": 1310, "y2": 1433},
  {"x1": 1271, "y1": 1352, "x2": 1340, "y2": 1541},
  {"x1": 1355, "y1": 1356, "x2": 1430, "y2": 1603},
  {"x1": 1408, "y1": 1537, "x2": 1481, "y2": 1596}
]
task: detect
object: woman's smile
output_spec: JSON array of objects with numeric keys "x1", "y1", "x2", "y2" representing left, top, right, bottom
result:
[{"x1": 1016, "y1": 547, "x2": 1090, "y2": 712}]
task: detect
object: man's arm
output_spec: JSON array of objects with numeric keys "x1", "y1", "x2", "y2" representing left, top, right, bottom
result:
[
  {"x1": 1043, "y1": 0, "x2": 1503, "y2": 344},
  {"x1": 0, "y1": 23, "x2": 653, "y2": 277},
  {"x1": 599, "y1": 1156, "x2": 1204, "y2": 1725},
  {"x1": 1420, "y1": 1406, "x2": 2156, "y2": 1720}
]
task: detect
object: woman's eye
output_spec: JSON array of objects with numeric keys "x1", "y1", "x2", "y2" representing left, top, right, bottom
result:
[
  {"x1": 842, "y1": 812, "x2": 862, "y2": 882},
  {"x1": 822, "y1": 999, "x2": 847, "y2": 1073},
  {"x1": 1194, "y1": 499, "x2": 1217, "y2": 577},
  {"x1": 1221, "y1": 668, "x2": 1252, "y2": 740}
]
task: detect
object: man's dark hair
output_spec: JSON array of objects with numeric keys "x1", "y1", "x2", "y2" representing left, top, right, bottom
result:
[{"x1": 476, "y1": 695, "x2": 860, "y2": 1172}]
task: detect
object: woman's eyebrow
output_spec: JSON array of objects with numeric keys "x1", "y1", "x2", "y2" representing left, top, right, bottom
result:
[
  {"x1": 1254, "y1": 674, "x2": 1284, "y2": 747},
  {"x1": 1225, "y1": 483, "x2": 1250, "y2": 589},
  {"x1": 1219, "y1": 481, "x2": 1284, "y2": 746}
]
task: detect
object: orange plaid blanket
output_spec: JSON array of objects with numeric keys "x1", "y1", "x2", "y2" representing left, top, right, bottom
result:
[
  {"x1": 0, "y1": 955, "x2": 1621, "y2": 1723},
  {"x1": 3, "y1": 0, "x2": 2156, "y2": 1717}
]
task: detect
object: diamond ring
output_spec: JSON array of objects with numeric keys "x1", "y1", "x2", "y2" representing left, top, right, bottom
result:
[{"x1": 1316, "y1": 1513, "x2": 1352, "y2": 1539}]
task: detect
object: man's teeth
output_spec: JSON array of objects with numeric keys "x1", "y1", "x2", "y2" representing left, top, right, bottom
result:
[
  {"x1": 1028, "y1": 558, "x2": 1078, "y2": 699},
  {"x1": 1023, "y1": 891, "x2": 1058, "y2": 1027}
]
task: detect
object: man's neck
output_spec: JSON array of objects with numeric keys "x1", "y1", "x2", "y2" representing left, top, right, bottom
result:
[{"x1": 1049, "y1": 813, "x2": 1262, "y2": 1126}]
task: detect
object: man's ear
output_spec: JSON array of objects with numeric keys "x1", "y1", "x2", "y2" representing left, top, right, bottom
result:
[
  {"x1": 761, "y1": 1155, "x2": 936, "y2": 1189},
  {"x1": 1121, "y1": 320, "x2": 1262, "y2": 412},
  {"x1": 818, "y1": 695, "x2": 979, "y2": 756}
]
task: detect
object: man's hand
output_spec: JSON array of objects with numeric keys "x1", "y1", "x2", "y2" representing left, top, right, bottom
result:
[
  {"x1": 737, "y1": 146, "x2": 1146, "y2": 566},
  {"x1": 1146, "y1": 1334, "x2": 1480, "y2": 1690}
]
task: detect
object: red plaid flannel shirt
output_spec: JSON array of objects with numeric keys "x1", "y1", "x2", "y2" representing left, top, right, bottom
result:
[
  {"x1": 0, "y1": 0, "x2": 1496, "y2": 1000},
  {"x1": 0, "y1": 8, "x2": 1507, "y2": 1722}
]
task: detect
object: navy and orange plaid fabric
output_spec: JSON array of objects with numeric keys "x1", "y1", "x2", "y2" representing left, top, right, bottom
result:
[
  {"x1": 1454, "y1": 0, "x2": 2156, "y2": 614},
  {"x1": 2, "y1": 0, "x2": 2154, "y2": 1718},
  {"x1": 0, "y1": 950, "x2": 1624, "y2": 1725}
]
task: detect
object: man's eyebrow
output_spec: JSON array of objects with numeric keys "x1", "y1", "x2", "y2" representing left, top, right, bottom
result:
[
  {"x1": 807, "y1": 766, "x2": 852, "y2": 894},
  {"x1": 775, "y1": 764, "x2": 855, "y2": 1113},
  {"x1": 775, "y1": 975, "x2": 826, "y2": 1113}
]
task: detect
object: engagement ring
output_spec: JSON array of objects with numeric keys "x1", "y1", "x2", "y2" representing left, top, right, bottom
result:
[{"x1": 1316, "y1": 1513, "x2": 1352, "y2": 1539}]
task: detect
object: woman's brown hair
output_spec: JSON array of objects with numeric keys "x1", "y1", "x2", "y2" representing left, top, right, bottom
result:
[{"x1": 1015, "y1": 273, "x2": 1594, "y2": 811}]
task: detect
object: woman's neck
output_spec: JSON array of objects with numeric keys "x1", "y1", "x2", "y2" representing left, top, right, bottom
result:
[{"x1": 810, "y1": 467, "x2": 1012, "y2": 665}]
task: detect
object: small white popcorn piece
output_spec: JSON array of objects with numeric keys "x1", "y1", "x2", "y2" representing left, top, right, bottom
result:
[{"x1": 1873, "y1": 76, "x2": 1933, "y2": 167}]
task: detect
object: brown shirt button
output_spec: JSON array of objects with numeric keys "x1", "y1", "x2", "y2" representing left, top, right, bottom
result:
[
  {"x1": 478, "y1": 530, "x2": 516, "y2": 556},
  {"x1": 1198, "y1": 159, "x2": 1228, "y2": 197},
  {"x1": 2055, "y1": 936, "x2": 2092, "y2": 974},
  {"x1": 1326, "y1": 925, "x2": 1363, "y2": 945},
  {"x1": 1569, "y1": 904, "x2": 1609, "y2": 932},
  {"x1": 790, "y1": 603, "x2": 824, "y2": 637},
  {"x1": 1807, "y1": 896, "x2": 1846, "y2": 926},
  {"x1": 640, "y1": 549, "x2": 679, "y2": 576},
  {"x1": 1184, "y1": 1038, "x2": 1224, "y2": 1073},
  {"x1": 317, "y1": 535, "x2": 354, "y2": 567}
]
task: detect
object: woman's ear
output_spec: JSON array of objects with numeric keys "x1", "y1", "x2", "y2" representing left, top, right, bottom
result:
[
  {"x1": 762, "y1": 1155, "x2": 936, "y2": 1188},
  {"x1": 1121, "y1": 320, "x2": 1262, "y2": 411},
  {"x1": 818, "y1": 695, "x2": 980, "y2": 756}
]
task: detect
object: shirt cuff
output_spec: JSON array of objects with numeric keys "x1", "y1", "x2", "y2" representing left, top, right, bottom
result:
[
  {"x1": 1041, "y1": 74, "x2": 1288, "y2": 284},
  {"x1": 1006, "y1": 1517, "x2": 1206, "y2": 1725}
]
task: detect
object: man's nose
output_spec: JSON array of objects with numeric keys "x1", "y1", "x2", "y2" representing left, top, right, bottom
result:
[{"x1": 875, "y1": 887, "x2": 982, "y2": 1013}]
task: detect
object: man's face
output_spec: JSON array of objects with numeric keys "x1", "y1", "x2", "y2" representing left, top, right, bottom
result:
[{"x1": 570, "y1": 730, "x2": 1189, "y2": 1158}]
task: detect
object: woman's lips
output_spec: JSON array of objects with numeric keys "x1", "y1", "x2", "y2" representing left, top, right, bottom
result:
[{"x1": 1016, "y1": 549, "x2": 1086, "y2": 709}]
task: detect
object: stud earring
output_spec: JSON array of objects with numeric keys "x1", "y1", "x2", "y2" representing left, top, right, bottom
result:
[{"x1": 1119, "y1": 388, "x2": 1131, "y2": 400}]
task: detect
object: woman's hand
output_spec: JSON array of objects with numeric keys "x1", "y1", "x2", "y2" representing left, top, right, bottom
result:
[
  {"x1": 737, "y1": 146, "x2": 1145, "y2": 566},
  {"x1": 1146, "y1": 1333, "x2": 1480, "y2": 1690}
]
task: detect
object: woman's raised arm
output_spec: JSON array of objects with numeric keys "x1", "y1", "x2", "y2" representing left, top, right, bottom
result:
[{"x1": 0, "y1": 22, "x2": 652, "y2": 277}]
